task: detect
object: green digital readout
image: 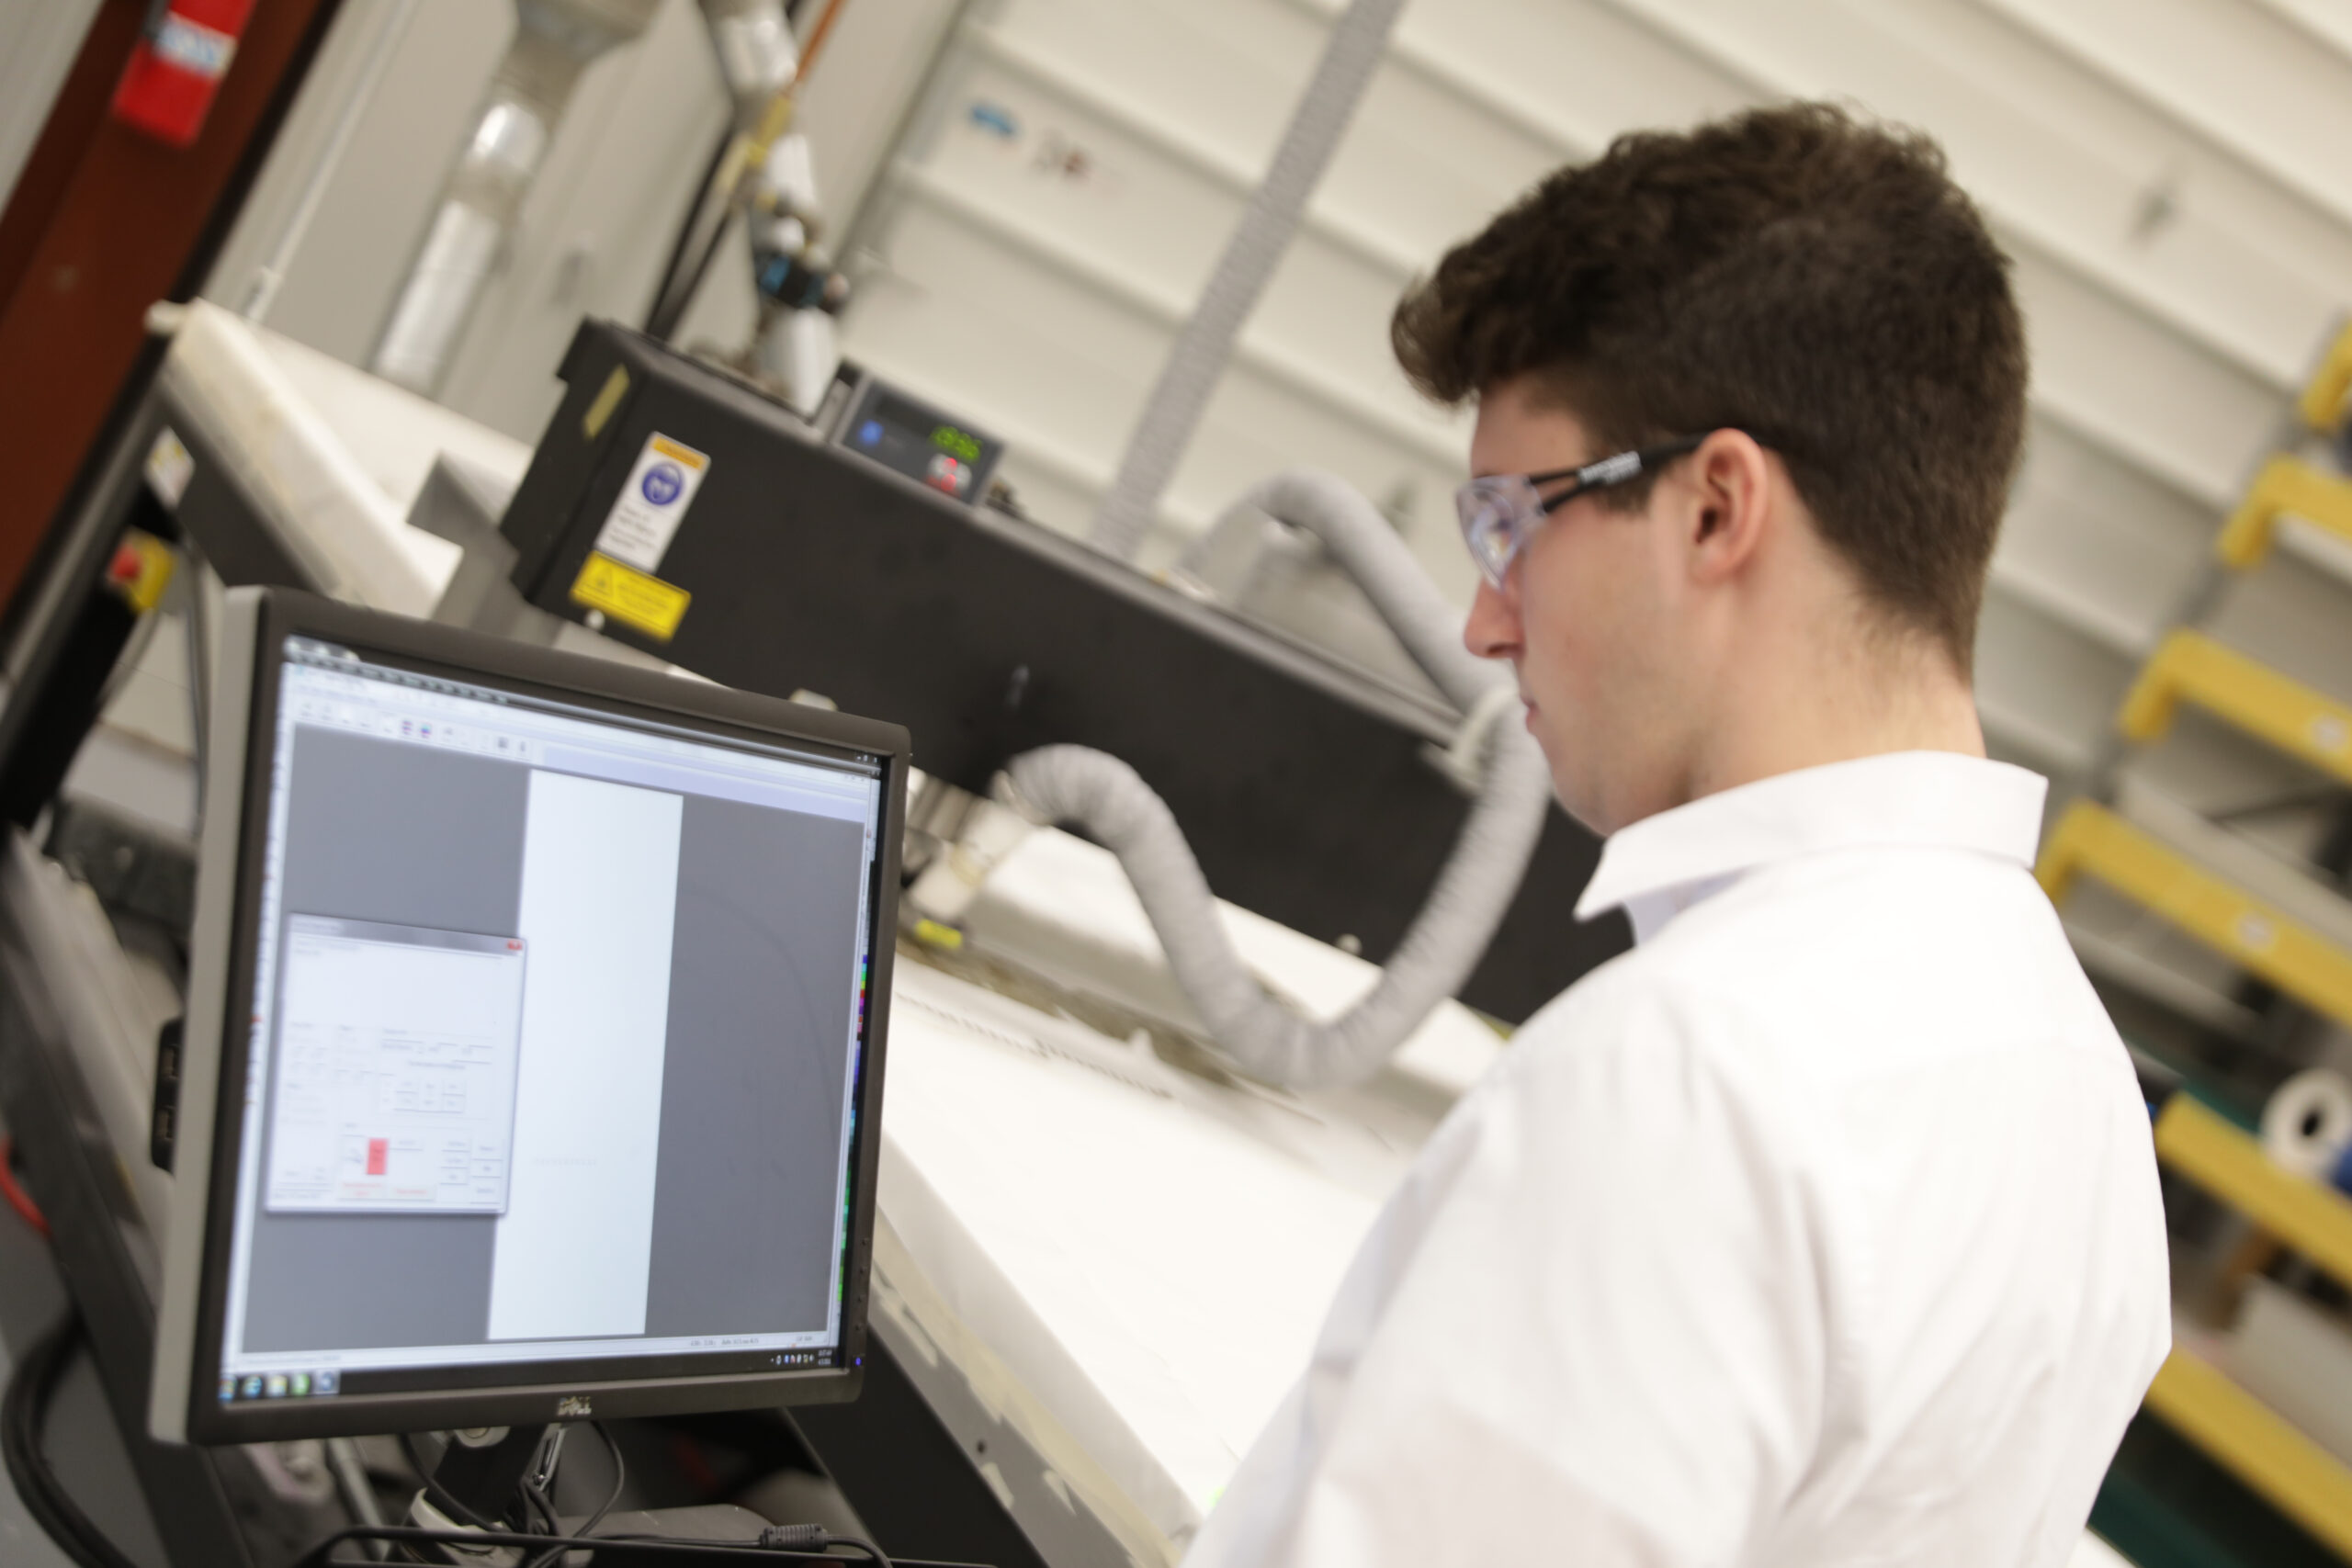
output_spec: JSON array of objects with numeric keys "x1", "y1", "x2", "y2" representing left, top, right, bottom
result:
[{"x1": 850, "y1": 383, "x2": 998, "y2": 502}]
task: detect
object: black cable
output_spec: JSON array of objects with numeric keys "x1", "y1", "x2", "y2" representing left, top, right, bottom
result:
[
  {"x1": 644, "y1": 124, "x2": 741, "y2": 339},
  {"x1": 523, "y1": 1478, "x2": 560, "y2": 1536},
  {"x1": 575, "y1": 1421, "x2": 628, "y2": 1539},
  {"x1": 784, "y1": 1530, "x2": 889, "y2": 1567},
  {"x1": 399, "y1": 1429, "x2": 503, "y2": 1532},
  {"x1": 291, "y1": 1520, "x2": 974, "y2": 1567},
  {"x1": 648, "y1": 197, "x2": 744, "y2": 346},
  {"x1": 608, "y1": 1526, "x2": 893, "y2": 1568},
  {"x1": 523, "y1": 1419, "x2": 627, "y2": 1568},
  {"x1": 520, "y1": 1425, "x2": 567, "y2": 1540},
  {"x1": 2, "y1": 1308, "x2": 142, "y2": 1568}
]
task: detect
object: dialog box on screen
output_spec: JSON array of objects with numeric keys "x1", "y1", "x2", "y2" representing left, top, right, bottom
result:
[{"x1": 266, "y1": 916, "x2": 527, "y2": 1215}]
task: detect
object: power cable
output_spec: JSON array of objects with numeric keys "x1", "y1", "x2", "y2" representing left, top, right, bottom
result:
[
  {"x1": 793, "y1": 0, "x2": 851, "y2": 83},
  {"x1": 647, "y1": 0, "x2": 854, "y2": 343},
  {"x1": 644, "y1": 125, "x2": 741, "y2": 336},
  {"x1": 523, "y1": 1419, "x2": 627, "y2": 1568},
  {"x1": 0, "y1": 1136, "x2": 48, "y2": 1235},
  {"x1": 2, "y1": 1309, "x2": 141, "y2": 1568},
  {"x1": 399, "y1": 1430, "x2": 503, "y2": 1533},
  {"x1": 289, "y1": 1519, "x2": 966, "y2": 1566}
]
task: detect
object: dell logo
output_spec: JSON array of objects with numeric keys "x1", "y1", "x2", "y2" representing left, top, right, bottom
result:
[{"x1": 556, "y1": 1395, "x2": 593, "y2": 1418}]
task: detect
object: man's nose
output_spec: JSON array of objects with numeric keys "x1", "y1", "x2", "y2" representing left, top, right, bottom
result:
[{"x1": 1464, "y1": 577, "x2": 1520, "y2": 661}]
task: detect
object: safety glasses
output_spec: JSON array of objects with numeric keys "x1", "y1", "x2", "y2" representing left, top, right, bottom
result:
[{"x1": 1454, "y1": 433, "x2": 1713, "y2": 591}]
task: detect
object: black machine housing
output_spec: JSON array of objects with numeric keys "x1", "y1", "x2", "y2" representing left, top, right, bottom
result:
[{"x1": 502, "y1": 321, "x2": 1629, "y2": 1022}]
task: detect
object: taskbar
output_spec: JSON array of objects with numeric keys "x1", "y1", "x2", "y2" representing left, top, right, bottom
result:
[{"x1": 220, "y1": 1343, "x2": 843, "y2": 1405}]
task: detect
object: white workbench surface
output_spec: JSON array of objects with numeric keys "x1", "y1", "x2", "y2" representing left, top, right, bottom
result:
[{"x1": 877, "y1": 826, "x2": 1499, "y2": 1562}]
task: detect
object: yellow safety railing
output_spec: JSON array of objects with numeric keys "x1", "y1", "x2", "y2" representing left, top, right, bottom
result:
[
  {"x1": 2145, "y1": 1089, "x2": 2352, "y2": 1559},
  {"x1": 2144, "y1": 1350, "x2": 2352, "y2": 1560},
  {"x1": 2301, "y1": 320, "x2": 2352, "y2": 434},
  {"x1": 2037, "y1": 801, "x2": 2352, "y2": 1032},
  {"x1": 2217, "y1": 457, "x2": 2352, "y2": 570},
  {"x1": 2156, "y1": 1095, "x2": 2352, "y2": 1283},
  {"x1": 2119, "y1": 629, "x2": 2352, "y2": 786},
  {"x1": 2078, "y1": 316, "x2": 2352, "y2": 1562}
]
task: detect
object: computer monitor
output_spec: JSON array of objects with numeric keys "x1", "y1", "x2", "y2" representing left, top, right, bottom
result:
[{"x1": 151, "y1": 587, "x2": 908, "y2": 1444}]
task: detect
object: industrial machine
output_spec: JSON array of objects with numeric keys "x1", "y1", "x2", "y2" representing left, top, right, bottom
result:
[{"x1": 497, "y1": 320, "x2": 1627, "y2": 1028}]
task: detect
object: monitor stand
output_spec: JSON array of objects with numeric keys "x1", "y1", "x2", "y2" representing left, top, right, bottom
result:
[
  {"x1": 413, "y1": 1424, "x2": 546, "y2": 1529},
  {"x1": 398, "y1": 1424, "x2": 854, "y2": 1566}
]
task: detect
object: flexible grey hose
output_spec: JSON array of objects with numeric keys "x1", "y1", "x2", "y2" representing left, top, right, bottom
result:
[
  {"x1": 1214, "y1": 469, "x2": 1495, "y2": 711},
  {"x1": 1088, "y1": 0, "x2": 1407, "y2": 559},
  {"x1": 1010, "y1": 470, "x2": 1551, "y2": 1089}
]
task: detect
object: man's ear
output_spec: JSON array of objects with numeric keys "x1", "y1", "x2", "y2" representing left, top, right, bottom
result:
[{"x1": 1684, "y1": 429, "x2": 1774, "y2": 581}]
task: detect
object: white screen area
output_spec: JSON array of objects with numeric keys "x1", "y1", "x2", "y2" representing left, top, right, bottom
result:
[
  {"x1": 488, "y1": 770, "x2": 682, "y2": 1342},
  {"x1": 266, "y1": 918, "x2": 527, "y2": 1214},
  {"x1": 218, "y1": 640, "x2": 885, "y2": 1387}
]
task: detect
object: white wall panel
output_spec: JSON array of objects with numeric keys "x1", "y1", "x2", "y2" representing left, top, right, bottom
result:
[
  {"x1": 2204, "y1": 551, "x2": 2352, "y2": 705},
  {"x1": 1604, "y1": 0, "x2": 2342, "y2": 388},
  {"x1": 833, "y1": 0, "x2": 2352, "y2": 1034},
  {"x1": 205, "y1": 0, "x2": 730, "y2": 444},
  {"x1": 854, "y1": 168, "x2": 1475, "y2": 588},
  {"x1": 202, "y1": 0, "x2": 2352, "y2": 1041},
  {"x1": 847, "y1": 192, "x2": 1169, "y2": 498},
  {"x1": 859, "y1": 0, "x2": 2311, "y2": 521},
  {"x1": 1983, "y1": 0, "x2": 2352, "y2": 236},
  {"x1": 842, "y1": 0, "x2": 2349, "y2": 674},
  {"x1": 0, "y1": 0, "x2": 101, "y2": 217},
  {"x1": 1973, "y1": 588, "x2": 2135, "y2": 773},
  {"x1": 1378, "y1": 0, "x2": 1753, "y2": 162},
  {"x1": 795, "y1": 0, "x2": 968, "y2": 242},
  {"x1": 206, "y1": 0, "x2": 515, "y2": 371},
  {"x1": 1996, "y1": 415, "x2": 2216, "y2": 655},
  {"x1": 2259, "y1": 0, "x2": 2352, "y2": 67},
  {"x1": 2007, "y1": 242, "x2": 2283, "y2": 508}
]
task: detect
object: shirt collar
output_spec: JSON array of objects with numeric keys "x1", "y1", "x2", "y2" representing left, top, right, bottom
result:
[{"x1": 1575, "y1": 750, "x2": 2050, "y2": 944}]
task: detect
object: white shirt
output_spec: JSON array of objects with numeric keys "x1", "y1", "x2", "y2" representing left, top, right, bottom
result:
[{"x1": 1186, "y1": 751, "x2": 2170, "y2": 1568}]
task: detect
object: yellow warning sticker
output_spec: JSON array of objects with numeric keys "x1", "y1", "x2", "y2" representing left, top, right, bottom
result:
[
  {"x1": 582, "y1": 364, "x2": 629, "y2": 440},
  {"x1": 571, "y1": 552, "x2": 691, "y2": 642}
]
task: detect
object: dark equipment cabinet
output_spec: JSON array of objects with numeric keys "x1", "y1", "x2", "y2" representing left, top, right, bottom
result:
[{"x1": 503, "y1": 322, "x2": 1629, "y2": 1021}]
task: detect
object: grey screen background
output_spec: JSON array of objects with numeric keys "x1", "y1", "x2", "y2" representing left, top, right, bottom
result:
[
  {"x1": 240, "y1": 714, "x2": 870, "y2": 1356},
  {"x1": 644, "y1": 797, "x2": 866, "y2": 1337},
  {"x1": 243, "y1": 729, "x2": 521, "y2": 1350}
]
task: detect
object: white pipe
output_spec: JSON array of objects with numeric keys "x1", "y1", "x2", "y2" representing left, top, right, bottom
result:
[
  {"x1": 697, "y1": 0, "x2": 798, "y2": 128},
  {"x1": 369, "y1": 0, "x2": 660, "y2": 395}
]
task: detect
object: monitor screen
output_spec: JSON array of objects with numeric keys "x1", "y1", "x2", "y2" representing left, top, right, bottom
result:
[{"x1": 200, "y1": 626, "x2": 892, "y2": 1416}]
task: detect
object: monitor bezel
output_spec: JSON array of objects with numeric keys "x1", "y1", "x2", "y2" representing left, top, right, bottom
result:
[{"x1": 157, "y1": 587, "x2": 908, "y2": 1445}]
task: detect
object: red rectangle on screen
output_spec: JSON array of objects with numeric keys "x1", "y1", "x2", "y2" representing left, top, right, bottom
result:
[{"x1": 367, "y1": 1138, "x2": 388, "y2": 1176}]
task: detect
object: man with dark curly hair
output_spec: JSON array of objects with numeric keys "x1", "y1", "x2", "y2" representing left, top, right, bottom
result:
[{"x1": 1185, "y1": 104, "x2": 2168, "y2": 1568}]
